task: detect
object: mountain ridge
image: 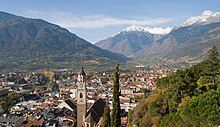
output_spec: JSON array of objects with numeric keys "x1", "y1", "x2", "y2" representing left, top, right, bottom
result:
[
  {"x1": 95, "y1": 29, "x2": 156, "y2": 57},
  {"x1": 0, "y1": 11, "x2": 128, "y2": 71},
  {"x1": 96, "y1": 10, "x2": 220, "y2": 61},
  {"x1": 146, "y1": 21, "x2": 220, "y2": 58}
]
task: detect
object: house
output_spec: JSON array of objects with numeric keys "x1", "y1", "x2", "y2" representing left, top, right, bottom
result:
[
  {"x1": 0, "y1": 116, "x2": 24, "y2": 127},
  {"x1": 0, "y1": 87, "x2": 9, "y2": 97},
  {"x1": 99, "y1": 77, "x2": 107, "y2": 84},
  {"x1": 121, "y1": 117, "x2": 127, "y2": 127},
  {"x1": 57, "y1": 99, "x2": 76, "y2": 112},
  {"x1": 69, "y1": 88, "x2": 77, "y2": 98},
  {"x1": 21, "y1": 93, "x2": 40, "y2": 101},
  {"x1": 121, "y1": 87, "x2": 133, "y2": 95},
  {"x1": 24, "y1": 116, "x2": 45, "y2": 127}
]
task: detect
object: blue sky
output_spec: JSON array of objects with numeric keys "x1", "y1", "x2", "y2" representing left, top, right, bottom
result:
[{"x1": 0, "y1": 0, "x2": 220, "y2": 42}]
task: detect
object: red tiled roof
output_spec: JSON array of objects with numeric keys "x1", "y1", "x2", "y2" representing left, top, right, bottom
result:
[{"x1": 25, "y1": 117, "x2": 45, "y2": 127}]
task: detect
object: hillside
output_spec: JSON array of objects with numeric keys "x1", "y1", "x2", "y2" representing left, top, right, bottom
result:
[
  {"x1": 0, "y1": 12, "x2": 128, "y2": 72},
  {"x1": 135, "y1": 11, "x2": 220, "y2": 61},
  {"x1": 144, "y1": 22, "x2": 220, "y2": 59},
  {"x1": 128, "y1": 46, "x2": 220, "y2": 127}
]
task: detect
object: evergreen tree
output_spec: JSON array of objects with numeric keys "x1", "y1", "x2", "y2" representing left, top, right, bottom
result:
[
  {"x1": 208, "y1": 45, "x2": 220, "y2": 83},
  {"x1": 111, "y1": 63, "x2": 121, "y2": 127},
  {"x1": 208, "y1": 45, "x2": 219, "y2": 63},
  {"x1": 102, "y1": 99, "x2": 111, "y2": 127}
]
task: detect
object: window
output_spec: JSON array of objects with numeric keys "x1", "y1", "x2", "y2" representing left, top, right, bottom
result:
[{"x1": 80, "y1": 93, "x2": 83, "y2": 98}]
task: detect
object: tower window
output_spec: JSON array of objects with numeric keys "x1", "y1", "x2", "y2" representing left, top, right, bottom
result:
[{"x1": 80, "y1": 93, "x2": 83, "y2": 98}]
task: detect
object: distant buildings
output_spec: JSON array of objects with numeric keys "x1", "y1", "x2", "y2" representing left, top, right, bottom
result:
[
  {"x1": 0, "y1": 87, "x2": 9, "y2": 97},
  {"x1": 0, "y1": 116, "x2": 24, "y2": 127},
  {"x1": 0, "y1": 65, "x2": 171, "y2": 127}
]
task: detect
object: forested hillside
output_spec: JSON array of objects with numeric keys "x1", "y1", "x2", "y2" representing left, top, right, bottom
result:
[
  {"x1": 0, "y1": 11, "x2": 128, "y2": 72},
  {"x1": 128, "y1": 45, "x2": 220, "y2": 127}
]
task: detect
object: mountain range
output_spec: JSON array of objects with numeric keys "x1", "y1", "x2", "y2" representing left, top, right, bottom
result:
[
  {"x1": 1, "y1": 10, "x2": 220, "y2": 71},
  {"x1": 0, "y1": 12, "x2": 128, "y2": 71},
  {"x1": 95, "y1": 10, "x2": 220, "y2": 61},
  {"x1": 95, "y1": 25, "x2": 171, "y2": 57}
]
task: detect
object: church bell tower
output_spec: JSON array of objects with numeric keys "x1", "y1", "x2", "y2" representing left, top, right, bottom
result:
[{"x1": 77, "y1": 66, "x2": 87, "y2": 127}]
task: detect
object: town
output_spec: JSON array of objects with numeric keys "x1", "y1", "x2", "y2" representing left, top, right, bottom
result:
[
  {"x1": 0, "y1": 65, "x2": 171, "y2": 127},
  {"x1": 0, "y1": 0, "x2": 219, "y2": 126}
]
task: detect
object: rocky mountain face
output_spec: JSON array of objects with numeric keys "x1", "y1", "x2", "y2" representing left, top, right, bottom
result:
[
  {"x1": 143, "y1": 10, "x2": 220, "y2": 59},
  {"x1": 97, "y1": 10, "x2": 220, "y2": 60},
  {"x1": 0, "y1": 12, "x2": 128, "y2": 71},
  {"x1": 95, "y1": 25, "x2": 171, "y2": 57}
]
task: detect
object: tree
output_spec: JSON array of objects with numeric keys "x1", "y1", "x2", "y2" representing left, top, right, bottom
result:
[
  {"x1": 2, "y1": 92, "x2": 22, "y2": 110},
  {"x1": 102, "y1": 99, "x2": 111, "y2": 127},
  {"x1": 49, "y1": 82, "x2": 59, "y2": 92},
  {"x1": 111, "y1": 63, "x2": 121, "y2": 127},
  {"x1": 8, "y1": 92, "x2": 20, "y2": 99},
  {"x1": 127, "y1": 109, "x2": 134, "y2": 127},
  {"x1": 179, "y1": 91, "x2": 220, "y2": 126},
  {"x1": 33, "y1": 86, "x2": 47, "y2": 92},
  {"x1": 207, "y1": 45, "x2": 220, "y2": 83},
  {"x1": 208, "y1": 45, "x2": 219, "y2": 63},
  {"x1": 43, "y1": 71, "x2": 55, "y2": 83}
]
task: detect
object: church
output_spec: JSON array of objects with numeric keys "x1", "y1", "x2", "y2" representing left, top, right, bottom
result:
[{"x1": 76, "y1": 67, "x2": 105, "y2": 127}]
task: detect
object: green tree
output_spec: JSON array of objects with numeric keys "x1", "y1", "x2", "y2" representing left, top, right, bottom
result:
[
  {"x1": 126, "y1": 44, "x2": 220, "y2": 127},
  {"x1": 208, "y1": 45, "x2": 219, "y2": 63},
  {"x1": 206, "y1": 45, "x2": 220, "y2": 83},
  {"x1": 2, "y1": 92, "x2": 22, "y2": 110},
  {"x1": 111, "y1": 63, "x2": 121, "y2": 127},
  {"x1": 102, "y1": 99, "x2": 111, "y2": 127},
  {"x1": 33, "y1": 86, "x2": 47, "y2": 92},
  {"x1": 127, "y1": 109, "x2": 133, "y2": 127},
  {"x1": 180, "y1": 91, "x2": 220, "y2": 126},
  {"x1": 49, "y1": 82, "x2": 59, "y2": 92},
  {"x1": 7, "y1": 92, "x2": 20, "y2": 99}
]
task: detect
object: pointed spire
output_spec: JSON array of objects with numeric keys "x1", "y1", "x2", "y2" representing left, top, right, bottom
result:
[{"x1": 79, "y1": 66, "x2": 86, "y2": 75}]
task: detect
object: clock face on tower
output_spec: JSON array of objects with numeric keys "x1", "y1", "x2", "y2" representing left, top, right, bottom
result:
[{"x1": 80, "y1": 83, "x2": 83, "y2": 88}]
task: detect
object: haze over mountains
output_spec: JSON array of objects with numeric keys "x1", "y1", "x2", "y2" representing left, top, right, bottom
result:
[
  {"x1": 95, "y1": 10, "x2": 220, "y2": 60},
  {"x1": 0, "y1": 11, "x2": 128, "y2": 71}
]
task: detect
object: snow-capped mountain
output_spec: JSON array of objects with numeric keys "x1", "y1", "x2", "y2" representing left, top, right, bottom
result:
[
  {"x1": 142, "y1": 10, "x2": 220, "y2": 59},
  {"x1": 95, "y1": 25, "x2": 157, "y2": 57},
  {"x1": 95, "y1": 25, "x2": 172, "y2": 57},
  {"x1": 96, "y1": 10, "x2": 220, "y2": 59},
  {"x1": 95, "y1": 25, "x2": 173, "y2": 57},
  {"x1": 181, "y1": 10, "x2": 220, "y2": 27},
  {"x1": 122, "y1": 25, "x2": 172, "y2": 35}
]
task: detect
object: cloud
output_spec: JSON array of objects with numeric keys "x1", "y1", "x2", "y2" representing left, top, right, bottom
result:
[{"x1": 21, "y1": 10, "x2": 173, "y2": 30}]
